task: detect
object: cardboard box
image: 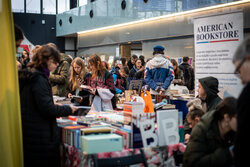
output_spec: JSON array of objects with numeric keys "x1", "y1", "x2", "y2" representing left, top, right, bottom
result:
[{"x1": 81, "y1": 134, "x2": 123, "y2": 154}]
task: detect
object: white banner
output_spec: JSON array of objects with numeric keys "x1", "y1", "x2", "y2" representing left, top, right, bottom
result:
[{"x1": 194, "y1": 12, "x2": 244, "y2": 98}]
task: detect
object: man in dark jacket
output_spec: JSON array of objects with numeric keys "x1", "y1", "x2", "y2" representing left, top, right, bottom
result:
[
  {"x1": 198, "y1": 76, "x2": 222, "y2": 112},
  {"x1": 49, "y1": 53, "x2": 71, "y2": 97},
  {"x1": 179, "y1": 56, "x2": 194, "y2": 91},
  {"x1": 232, "y1": 37, "x2": 250, "y2": 167},
  {"x1": 127, "y1": 54, "x2": 138, "y2": 70}
]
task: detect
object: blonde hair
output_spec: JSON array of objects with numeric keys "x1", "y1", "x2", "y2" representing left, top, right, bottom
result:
[{"x1": 69, "y1": 57, "x2": 86, "y2": 91}]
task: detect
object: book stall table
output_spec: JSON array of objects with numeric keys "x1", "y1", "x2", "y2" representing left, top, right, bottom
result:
[
  {"x1": 170, "y1": 94, "x2": 195, "y2": 119},
  {"x1": 57, "y1": 107, "x2": 186, "y2": 167}
]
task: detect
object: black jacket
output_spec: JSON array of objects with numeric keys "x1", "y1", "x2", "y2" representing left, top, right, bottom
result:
[
  {"x1": 127, "y1": 59, "x2": 134, "y2": 70},
  {"x1": 179, "y1": 62, "x2": 194, "y2": 90},
  {"x1": 234, "y1": 82, "x2": 250, "y2": 167},
  {"x1": 67, "y1": 72, "x2": 92, "y2": 107},
  {"x1": 19, "y1": 68, "x2": 72, "y2": 167},
  {"x1": 184, "y1": 109, "x2": 235, "y2": 167},
  {"x1": 199, "y1": 77, "x2": 222, "y2": 112},
  {"x1": 129, "y1": 66, "x2": 144, "y2": 80}
]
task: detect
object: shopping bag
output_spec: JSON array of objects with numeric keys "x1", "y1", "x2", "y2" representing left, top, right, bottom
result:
[{"x1": 141, "y1": 91, "x2": 154, "y2": 113}]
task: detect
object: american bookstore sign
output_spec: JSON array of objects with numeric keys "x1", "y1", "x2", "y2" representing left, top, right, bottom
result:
[{"x1": 194, "y1": 12, "x2": 243, "y2": 98}]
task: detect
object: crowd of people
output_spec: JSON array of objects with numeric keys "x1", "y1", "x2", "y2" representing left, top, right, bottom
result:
[
  {"x1": 14, "y1": 24, "x2": 250, "y2": 167},
  {"x1": 16, "y1": 42, "x2": 195, "y2": 104}
]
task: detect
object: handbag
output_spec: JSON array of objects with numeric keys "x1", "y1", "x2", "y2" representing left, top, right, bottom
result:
[{"x1": 141, "y1": 91, "x2": 154, "y2": 113}]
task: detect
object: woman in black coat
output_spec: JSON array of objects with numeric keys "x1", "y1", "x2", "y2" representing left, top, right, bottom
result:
[{"x1": 19, "y1": 44, "x2": 78, "y2": 167}]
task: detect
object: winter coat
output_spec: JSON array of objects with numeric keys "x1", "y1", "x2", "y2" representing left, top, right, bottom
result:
[
  {"x1": 173, "y1": 69, "x2": 185, "y2": 86},
  {"x1": 234, "y1": 82, "x2": 250, "y2": 167},
  {"x1": 89, "y1": 70, "x2": 117, "y2": 109},
  {"x1": 18, "y1": 68, "x2": 73, "y2": 167},
  {"x1": 127, "y1": 59, "x2": 133, "y2": 70},
  {"x1": 183, "y1": 109, "x2": 235, "y2": 167},
  {"x1": 179, "y1": 62, "x2": 194, "y2": 90},
  {"x1": 49, "y1": 54, "x2": 71, "y2": 97},
  {"x1": 145, "y1": 54, "x2": 174, "y2": 90},
  {"x1": 113, "y1": 70, "x2": 127, "y2": 94},
  {"x1": 199, "y1": 77, "x2": 222, "y2": 112},
  {"x1": 129, "y1": 66, "x2": 144, "y2": 80}
]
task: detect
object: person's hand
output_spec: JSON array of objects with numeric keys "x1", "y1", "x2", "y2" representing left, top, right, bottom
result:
[
  {"x1": 159, "y1": 90, "x2": 165, "y2": 95},
  {"x1": 70, "y1": 105, "x2": 78, "y2": 114},
  {"x1": 155, "y1": 86, "x2": 161, "y2": 93},
  {"x1": 185, "y1": 134, "x2": 190, "y2": 144},
  {"x1": 89, "y1": 88, "x2": 96, "y2": 95},
  {"x1": 159, "y1": 88, "x2": 166, "y2": 95},
  {"x1": 78, "y1": 77, "x2": 83, "y2": 85},
  {"x1": 139, "y1": 66, "x2": 145, "y2": 72},
  {"x1": 54, "y1": 102, "x2": 62, "y2": 106},
  {"x1": 68, "y1": 93, "x2": 72, "y2": 98},
  {"x1": 75, "y1": 96, "x2": 83, "y2": 103}
]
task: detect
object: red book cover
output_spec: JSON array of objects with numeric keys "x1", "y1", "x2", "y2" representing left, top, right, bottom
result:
[{"x1": 114, "y1": 129, "x2": 128, "y2": 149}]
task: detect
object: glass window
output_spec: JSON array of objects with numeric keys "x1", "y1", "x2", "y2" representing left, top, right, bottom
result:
[
  {"x1": 58, "y1": 0, "x2": 70, "y2": 14},
  {"x1": 43, "y1": 0, "x2": 56, "y2": 14},
  {"x1": 11, "y1": 0, "x2": 24, "y2": 13},
  {"x1": 26, "y1": 0, "x2": 41, "y2": 14},
  {"x1": 79, "y1": 0, "x2": 87, "y2": 7}
]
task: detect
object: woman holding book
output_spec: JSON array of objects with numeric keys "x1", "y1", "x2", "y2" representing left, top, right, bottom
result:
[
  {"x1": 67, "y1": 57, "x2": 92, "y2": 107},
  {"x1": 18, "y1": 44, "x2": 78, "y2": 167},
  {"x1": 88, "y1": 54, "x2": 117, "y2": 109}
]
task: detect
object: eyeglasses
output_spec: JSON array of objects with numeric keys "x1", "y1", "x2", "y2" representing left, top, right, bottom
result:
[{"x1": 234, "y1": 57, "x2": 246, "y2": 75}]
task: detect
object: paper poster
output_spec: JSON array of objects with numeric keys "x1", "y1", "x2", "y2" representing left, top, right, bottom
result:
[
  {"x1": 194, "y1": 12, "x2": 244, "y2": 98},
  {"x1": 116, "y1": 47, "x2": 120, "y2": 57}
]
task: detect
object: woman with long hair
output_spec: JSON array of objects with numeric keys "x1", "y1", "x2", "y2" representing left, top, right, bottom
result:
[
  {"x1": 18, "y1": 44, "x2": 78, "y2": 167},
  {"x1": 88, "y1": 54, "x2": 117, "y2": 109},
  {"x1": 67, "y1": 57, "x2": 91, "y2": 107}
]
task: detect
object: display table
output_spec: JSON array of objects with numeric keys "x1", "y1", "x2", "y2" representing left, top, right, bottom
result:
[{"x1": 61, "y1": 143, "x2": 185, "y2": 167}]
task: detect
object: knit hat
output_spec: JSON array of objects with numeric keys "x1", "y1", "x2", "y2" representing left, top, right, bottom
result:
[{"x1": 153, "y1": 45, "x2": 165, "y2": 52}]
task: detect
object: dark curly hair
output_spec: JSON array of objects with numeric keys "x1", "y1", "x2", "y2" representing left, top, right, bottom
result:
[{"x1": 28, "y1": 44, "x2": 60, "y2": 69}]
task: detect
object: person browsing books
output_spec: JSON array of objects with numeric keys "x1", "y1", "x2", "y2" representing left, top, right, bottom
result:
[
  {"x1": 18, "y1": 44, "x2": 78, "y2": 166},
  {"x1": 67, "y1": 57, "x2": 92, "y2": 108},
  {"x1": 88, "y1": 54, "x2": 117, "y2": 109}
]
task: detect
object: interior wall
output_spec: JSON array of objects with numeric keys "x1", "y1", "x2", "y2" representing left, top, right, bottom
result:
[
  {"x1": 78, "y1": 44, "x2": 119, "y2": 61},
  {"x1": 65, "y1": 37, "x2": 76, "y2": 57},
  {"x1": 13, "y1": 13, "x2": 65, "y2": 52},
  {"x1": 142, "y1": 37, "x2": 194, "y2": 61}
]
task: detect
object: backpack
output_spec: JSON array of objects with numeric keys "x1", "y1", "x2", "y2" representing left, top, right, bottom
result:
[{"x1": 182, "y1": 65, "x2": 194, "y2": 90}]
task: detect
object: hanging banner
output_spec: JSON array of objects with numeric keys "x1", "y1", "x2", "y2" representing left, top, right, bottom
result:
[{"x1": 194, "y1": 12, "x2": 244, "y2": 98}]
